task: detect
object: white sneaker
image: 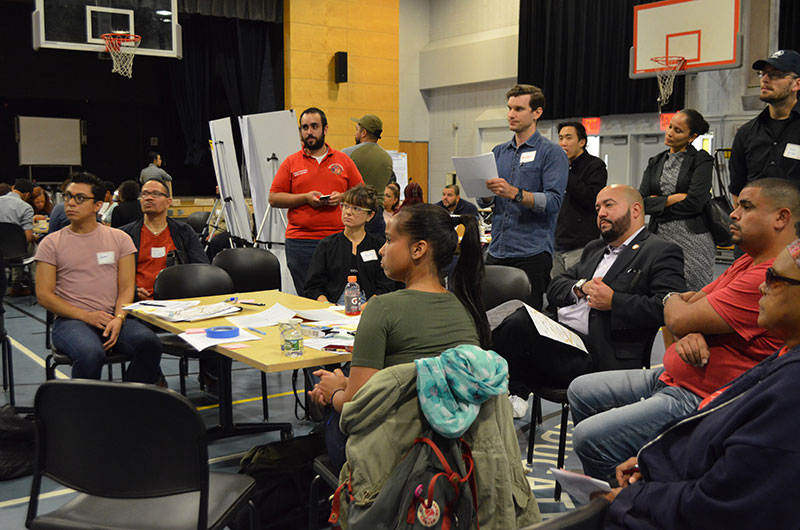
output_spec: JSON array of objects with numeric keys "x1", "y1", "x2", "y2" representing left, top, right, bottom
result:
[{"x1": 509, "y1": 394, "x2": 529, "y2": 419}]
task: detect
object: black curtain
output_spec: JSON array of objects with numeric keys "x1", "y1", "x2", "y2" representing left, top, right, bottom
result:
[
  {"x1": 518, "y1": 0, "x2": 684, "y2": 120},
  {"x1": 779, "y1": 1, "x2": 800, "y2": 52},
  {"x1": 179, "y1": 0, "x2": 282, "y2": 22}
]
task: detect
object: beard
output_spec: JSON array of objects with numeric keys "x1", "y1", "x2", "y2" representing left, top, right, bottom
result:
[
  {"x1": 760, "y1": 83, "x2": 793, "y2": 104},
  {"x1": 355, "y1": 136, "x2": 361, "y2": 145},
  {"x1": 600, "y1": 209, "x2": 632, "y2": 243},
  {"x1": 303, "y1": 133, "x2": 325, "y2": 151}
]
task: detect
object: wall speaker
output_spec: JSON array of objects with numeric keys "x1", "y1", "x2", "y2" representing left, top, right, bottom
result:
[{"x1": 335, "y1": 51, "x2": 347, "y2": 83}]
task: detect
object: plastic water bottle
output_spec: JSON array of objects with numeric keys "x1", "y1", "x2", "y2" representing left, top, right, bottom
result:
[
  {"x1": 279, "y1": 318, "x2": 304, "y2": 358},
  {"x1": 344, "y1": 275, "x2": 361, "y2": 315}
]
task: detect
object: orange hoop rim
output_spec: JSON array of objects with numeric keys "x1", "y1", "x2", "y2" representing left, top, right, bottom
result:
[
  {"x1": 650, "y1": 55, "x2": 686, "y2": 70},
  {"x1": 101, "y1": 32, "x2": 142, "y2": 51}
]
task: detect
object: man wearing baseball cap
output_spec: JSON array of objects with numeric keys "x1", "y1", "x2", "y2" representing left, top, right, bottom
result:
[
  {"x1": 729, "y1": 49, "x2": 800, "y2": 205},
  {"x1": 342, "y1": 114, "x2": 395, "y2": 201}
]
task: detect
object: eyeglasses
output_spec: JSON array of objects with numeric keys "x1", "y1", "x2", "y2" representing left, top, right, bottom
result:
[
  {"x1": 757, "y1": 70, "x2": 798, "y2": 80},
  {"x1": 341, "y1": 203, "x2": 372, "y2": 213},
  {"x1": 63, "y1": 192, "x2": 97, "y2": 204},
  {"x1": 140, "y1": 191, "x2": 169, "y2": 199},
  {"x1": 765, "y1": 267, "x2": 800, "y2": 288}
]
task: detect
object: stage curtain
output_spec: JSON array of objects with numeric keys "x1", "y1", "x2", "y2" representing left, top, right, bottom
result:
[
  {"x1": 779, "y1": 1, "x2": 800, "y2": 52},
  {"x1": 517, "y1": 0, "x2": 684, "y2": 120},
  {"x1": 179, "y1": 0, "x2": 282, "y2": 23}
]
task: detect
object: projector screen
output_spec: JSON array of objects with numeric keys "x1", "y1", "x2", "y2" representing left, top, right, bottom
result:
[{"x1": 17, "y1": 116, "x2": 82, "y2": 166}]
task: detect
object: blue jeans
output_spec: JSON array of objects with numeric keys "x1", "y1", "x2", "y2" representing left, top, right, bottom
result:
[
  {"x1": 567, "y1": 368, "x2": 702, "y2": 479},
  {"x1": 52, "y1": 317, "x2": 162, "y2": 383},
  {"x1": 285, "y1": 238, "x2": 321, "y2": 296}
]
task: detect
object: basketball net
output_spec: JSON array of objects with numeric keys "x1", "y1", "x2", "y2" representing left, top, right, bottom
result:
[
  {"x1": 652, "y1": 56, "x2": 686, "y2": 109},
  {"x1": 101, "y1": 33, "x2": 142, "y2": 79}
]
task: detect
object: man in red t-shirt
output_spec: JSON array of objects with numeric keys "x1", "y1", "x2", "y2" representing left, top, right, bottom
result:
[
  {"x1": 269, "y1": 107, "x2": 364, "y2": 296},
  {"x1": 567, "y1": 177, "x2": 800, "y2": 479}
]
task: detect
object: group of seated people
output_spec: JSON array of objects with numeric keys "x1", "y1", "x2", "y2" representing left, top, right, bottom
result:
[{"x1": 26, "y1": 161, "x2": 800, "y2": 527}]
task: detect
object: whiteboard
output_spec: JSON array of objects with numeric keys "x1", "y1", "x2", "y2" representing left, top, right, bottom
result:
[
  {"x1": 17, "y1": 116, "x2": 82, "y2": 166},
  {"x1": 209, "y1": 118, "x2": 253, "y2": 244}
]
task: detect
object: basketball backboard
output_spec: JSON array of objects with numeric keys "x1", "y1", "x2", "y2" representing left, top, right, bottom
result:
[
  {"x1": 32, "y1": 0, "x2": 181, "y2": 59},
  {"x1": 629, "y1": 0, "x2": 741, "y2": 78}
]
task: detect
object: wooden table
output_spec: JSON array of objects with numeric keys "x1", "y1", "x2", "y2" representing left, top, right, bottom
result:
[{"x1": 129, "y1": 290, "x2": 352, "y2": 441}]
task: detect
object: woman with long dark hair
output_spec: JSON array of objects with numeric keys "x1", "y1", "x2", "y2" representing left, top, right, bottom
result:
[
  {"x1": 309, "y1": 203, "x2": 490, "y2": 468},
  {"x1": 639, "y1": 109, "x2": 714, "y2": 291},
  {"x1": 382, "y1": 182, "x2": 401, "y2": 225}
]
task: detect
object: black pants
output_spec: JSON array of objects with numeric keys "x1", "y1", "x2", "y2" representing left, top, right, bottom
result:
[
  {"x1": 486, "y1": 252, "x2": 552, "y2": 311},
  {"x1": 492, "y1": 306, "x2": 592, "y2": 395}
]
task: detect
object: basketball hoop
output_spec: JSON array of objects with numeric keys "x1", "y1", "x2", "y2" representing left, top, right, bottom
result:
[
  {"x1": 651, "y1": 56, "x2": 686, "y2": 108},
  {"x1": 101, "y1": 33, "x2": 142, "y2": 79}
]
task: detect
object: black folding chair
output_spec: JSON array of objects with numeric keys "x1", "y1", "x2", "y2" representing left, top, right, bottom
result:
[
  {"x1": 0, "y1": 222, "x2": 35, "y2": 305},
  {"x1": 481, "y1": 265, "x2": 532, "y2": 310},
  {"x1": 26, "y1": 380, "x2": 256, "y2": 530}
]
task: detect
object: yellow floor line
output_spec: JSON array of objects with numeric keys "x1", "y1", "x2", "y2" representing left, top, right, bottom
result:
[
  {"x1": 8, "y1": 337, "x2": 68, "y2": 380},
  {"x1": 196, "y1": 389, "x2": 300, "y2": 411}
]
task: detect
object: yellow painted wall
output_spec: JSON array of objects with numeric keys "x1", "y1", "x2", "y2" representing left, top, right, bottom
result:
[{"x1": 284, "y1": 0, "x2": 399, "y2": 152}]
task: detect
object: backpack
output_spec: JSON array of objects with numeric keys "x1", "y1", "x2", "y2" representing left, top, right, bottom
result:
[
  {"x1": 0, "y1": 405, "x2": 36, "y2": 481},
  {"x1": 330, "y1": 434, "x2": 479, "y2": 530}
]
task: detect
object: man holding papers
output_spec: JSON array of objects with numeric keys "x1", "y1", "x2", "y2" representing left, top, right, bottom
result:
[
  {"x1": 478, "y1": 84, "x2": 568, "y2": 310},
  {"x1": 34, "y1": 172, "x2": 163, "y2": 384}
]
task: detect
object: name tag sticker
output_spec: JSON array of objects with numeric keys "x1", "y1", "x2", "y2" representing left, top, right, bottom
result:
[
  {"x1": 360, "y1": 249, "x2": 378, "y2": 262},
  {"x1": 520, "y1": 151, "x2": 537, "y2": 164},
  {"x1": 151, "y1": 247, "x2": 166, "y2": 258},
  {"x1": 784, "y1": 143, "x2": 800, "y2": 160},
  {"x1": 96, "y1": 251, "x2": 115, "y2": 265}
]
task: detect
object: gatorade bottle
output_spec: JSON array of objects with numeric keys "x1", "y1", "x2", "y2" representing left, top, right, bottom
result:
[{"x1": 344, "y1": 275, "x2": 361, "y2": 315}]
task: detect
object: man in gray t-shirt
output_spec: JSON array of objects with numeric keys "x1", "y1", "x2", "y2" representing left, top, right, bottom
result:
[
  {"x1": 0, "y1": 178, "x2": 37, "y2": 295},
  {"x1": 139, "y1": 151, "x2": 173, "y2": 195}
]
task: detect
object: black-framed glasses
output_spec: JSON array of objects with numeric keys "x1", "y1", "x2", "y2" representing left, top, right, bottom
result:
[
  {"x1": 757, "y1": 70, "x2": 798, "y2": 80},
  {"x1": 765, "y1": 267, "x2": 800, "y2": 287},
  {"x1": 140, "y1": 191, "x2": 169, "y2": 199},
  {"x1": 63, "y1": 192, "x2": 97, "y2": 204}
]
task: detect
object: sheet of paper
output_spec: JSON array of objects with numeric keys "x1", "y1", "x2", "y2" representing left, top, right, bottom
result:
[
  {"x1": 524, "y1": 304, "x2": 589, "y2": 354},
  {"x1": 226, "y1": 303, "x2": 297, "y2": 327},
  {"x1": 549, "y1": 468, "x2": 611, "y2": 504},
  {"x1": 124, "y1": 300, "x2": 200, "y2": 312},
  {"x1": 294, "y1": 308, "x2": 350, "y2": 322},
  {"x1": 177, "y1": 329, "x2": 262, "y2": 351},
  {"x1": 305, "y1": 335, "x2": 354, "y2": 353},
  {"x1": 146, "y1": 302, "x2": 242, "y2": 322},
  {"x1": 451, "y1": 152, "x2": 498, "y2": 198}
]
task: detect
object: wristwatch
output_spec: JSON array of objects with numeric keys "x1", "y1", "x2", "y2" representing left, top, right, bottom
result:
[
  {"x1": 662, "y1": 292, "x2": 680, "y2": 306},
  {"x1": 513, "y1": 187, "x2": 524, "y2": 203},
  {"x1": 115, "y1": 312, "x2": 127, "y2": 322},
  {"x1": 575, "y1": 279, "x2": 588, "y2": 295}
]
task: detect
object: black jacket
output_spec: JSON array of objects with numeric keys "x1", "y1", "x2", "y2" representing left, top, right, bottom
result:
[
  {"x1": 547, "y1": 229, "x2": 685, "y2": 371},
  {"x1": 120, "y1": 217, "x2": 209, "y2": 267},
  {"x1": 435, "y1": 198, "x2": 480, "y2": 218},
  {"x1": 555, "y1": 151, "x2": 608, "y2": 251},
  {"x1": 304, "y1": 232, "x2": 395, "y2": 301},
  {"x1": 111, "y1": 201, "x2": 142, "y2": 228},
  {"x1": 639, "y1": 145, "x2": 713, "y2": 235}
]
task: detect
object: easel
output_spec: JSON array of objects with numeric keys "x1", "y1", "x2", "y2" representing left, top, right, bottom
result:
[{"x1": 253, "y1": 152, "x2": 287, "y2": 250}]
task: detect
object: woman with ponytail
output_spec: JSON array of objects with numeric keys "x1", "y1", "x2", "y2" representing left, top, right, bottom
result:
[{"x1": 309, "y1": 203, "x2": 490, "y2": 469}]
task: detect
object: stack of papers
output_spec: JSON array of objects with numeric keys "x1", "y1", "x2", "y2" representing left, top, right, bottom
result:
[
  {"x1": 227, "y1": 303, "x2": 297, "y2": 328},
  {"x1": 130, "y1": 301, "x2": 242, "y2": 322},
  {"x1": 178, "y1": 329, "x2": 262, "y2": 351},
  {"x1": 549, "y1": 468, "x2": 611, "y2": 504}
]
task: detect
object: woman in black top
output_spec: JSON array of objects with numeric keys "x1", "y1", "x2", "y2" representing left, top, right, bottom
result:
[
  {"x1": 304, "y1": 185, "x2": 395, "y2": 303},
  {"x1": 111, "y1": 180, "x2": 143, "y2": 228},
  {"x1": 639, "y1": 109, "x2": 714, "y2": 291}
]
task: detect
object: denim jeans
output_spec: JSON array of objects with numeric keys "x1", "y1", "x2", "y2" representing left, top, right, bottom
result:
[
  {"x1": 52, "y1": 317, "x2": 162, "y2": 383},
  {"x1": 567, "y1": 368, "x2": 702, "y2": 479},
  {"x1": 285, "y1": 238, "x2": 321, "y2": 296}
]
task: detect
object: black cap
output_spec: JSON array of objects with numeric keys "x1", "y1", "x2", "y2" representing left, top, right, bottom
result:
[{"x1": 752, "y1": 49, "x2": 800, "y2": 76}]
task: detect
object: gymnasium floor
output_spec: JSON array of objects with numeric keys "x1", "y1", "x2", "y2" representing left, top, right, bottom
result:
[{"x1": 0, "y1": 288, "x2": 671, "y2": 528}]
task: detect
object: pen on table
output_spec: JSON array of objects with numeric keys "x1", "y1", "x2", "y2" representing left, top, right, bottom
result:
[
  {"x1": 247, "y1": 327, "x2": 266, "y2": 336},
  {"x1": 239, "y1": 301, "x2": 266, "y2": 306},
  {"x1": 140, "y1": 301, "x2": 166, "y2": 307},
  {"x1": 224, "y1": 296, "x2": 238, "y2": 303}
]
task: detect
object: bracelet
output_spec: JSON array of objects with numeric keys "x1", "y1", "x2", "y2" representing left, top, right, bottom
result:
[
  {"x1": 329, "y1": 387, "x2": 346, "y2": 404},
  {"x1": 115, "y1": 312, "x2": 126, "y2": 321},
  {"x1": 662, "y1": 292, "x2": 680, "y2": 307}
]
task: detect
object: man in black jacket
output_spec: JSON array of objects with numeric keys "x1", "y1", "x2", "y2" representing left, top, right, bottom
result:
[
  {"x1": 552, "y1": 122, "x2": 608, "y2": 278},
  {"x1": 120, "y1": 179, "x2": 208, "y2": 300},
  {"x1": 494, "y1": 185, "x2": 685, "y2": 398}
]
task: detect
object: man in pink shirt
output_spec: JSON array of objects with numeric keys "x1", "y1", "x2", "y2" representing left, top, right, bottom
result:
[
  {"x1": 34, "y1": 172, "x2": 162, "y2": 384},
  {"x1": 567, "y1": 178, "x2": 800, "y2": 479}
]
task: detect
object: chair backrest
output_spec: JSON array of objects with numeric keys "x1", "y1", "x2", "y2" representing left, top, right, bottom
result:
[
  {"x1": 186, "y1": 211, "x2": 211, "y2": 235},
  {"x1": 29, "y1": 381, "x2": 210, "y2": 525},
  {"x1": 153, "y1": 263, "x2": 235, "y2": 300},
  {"x1": 481, "y1": 265, "x2": 532, "y2": 310},
  {"x1": 521, "y1": 497, "x2": 609, "y2": 529},
  {"x1": 212, "y1": 247, "x2": 281, "y2": 293},
  {"x1": 0, "y1": 222, "x2": 29, "y2": 261}
]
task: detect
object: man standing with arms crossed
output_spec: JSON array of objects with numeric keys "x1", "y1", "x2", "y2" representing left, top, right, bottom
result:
[
  {"x1": 269, "y1": 107, "x2": 364, "y2": 296},
  {"x1": 480, "y1": 84, "x2": 568, "y2": 309}
]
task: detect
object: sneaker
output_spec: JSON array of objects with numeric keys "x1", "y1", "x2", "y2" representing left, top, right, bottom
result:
[{"x1": 509, "y1": 394, "x2": 529, "y2": 419}]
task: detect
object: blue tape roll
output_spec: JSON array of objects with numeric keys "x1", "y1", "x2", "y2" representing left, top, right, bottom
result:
[{"x1": 206, "y1": 326, "x2": 239, "y2": 339}]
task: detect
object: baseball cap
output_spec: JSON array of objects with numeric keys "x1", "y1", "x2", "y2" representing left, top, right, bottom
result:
[
  {"x1": 752, "y1": 49, "x2": 800, "y2": 76},
  {"x1": 350, "y1": 114, "x2": 383, "y2": 138}
]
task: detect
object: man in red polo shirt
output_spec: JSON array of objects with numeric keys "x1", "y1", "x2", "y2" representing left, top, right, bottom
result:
[
  {"x1": 567, "y1": 177, "x2": 800, "y2": 480},
  {"x1": 269, "y1": 107, "x2": 364, "y2": 296}
]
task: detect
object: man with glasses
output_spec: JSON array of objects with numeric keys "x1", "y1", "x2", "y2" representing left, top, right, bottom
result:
[
  {"x1": 34, "y1": 172, "x2": 163, "y2": 384},
  {"x1": 567, "y1": 178, "x2": 799, "y2": 480},
  {"x1": 730, "y1": 50, "x2": 800, "y2": 206},
  {"x1": 120, "y1": 179, "x2": 208, "y2": 301}
]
